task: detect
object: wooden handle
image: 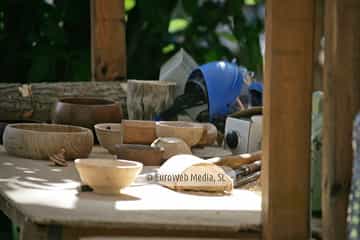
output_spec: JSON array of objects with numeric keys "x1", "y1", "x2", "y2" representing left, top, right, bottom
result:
[
  {"x1": 209, "y1": 151, "x2": 262, "y2": 169},
  {"x1": 234, "y1": 160, "x2": 261, "y2": 177}
]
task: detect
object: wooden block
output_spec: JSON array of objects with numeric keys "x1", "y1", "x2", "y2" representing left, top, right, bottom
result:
[{"x1": 122, "y1": 120, "x2": 157, "y2": 144}]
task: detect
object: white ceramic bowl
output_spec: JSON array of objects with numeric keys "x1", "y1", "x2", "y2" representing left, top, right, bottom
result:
[
  {"x1": 75, "y1": 158, "x2": 143, "y2": 195},
  {"x1": 94, "y1": 123, "x2": 122, "y2": 154}
]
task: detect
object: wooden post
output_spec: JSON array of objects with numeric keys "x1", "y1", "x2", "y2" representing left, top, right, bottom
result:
[
  {"x1": 322, "y1": 0, "x2": 360, "y2": 239},
  {"x1": 262, "y1": 0, "x2": 315, "y2": 239},
  {"x1": 91, "y1": 0, "x2": 127, "y2": 81}
]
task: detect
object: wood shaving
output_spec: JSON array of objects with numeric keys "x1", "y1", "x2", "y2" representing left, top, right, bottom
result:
[{"x1": 49, "y1": 148, "x2": 68, "y2": 167}]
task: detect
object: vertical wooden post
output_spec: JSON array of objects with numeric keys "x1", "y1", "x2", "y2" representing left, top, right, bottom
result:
[
  {"x1": 313, "y1": 0, "x2": 324, "y2": 91},
  {"x1": 91, "y1": 0, "x2": 127, "y2": 81},
  {"x1": 262, "y1": 0, "x2": 315, "y2": 239},
  {"x1": 322, "y1": 0, "x2": 360, "y2": 239}
]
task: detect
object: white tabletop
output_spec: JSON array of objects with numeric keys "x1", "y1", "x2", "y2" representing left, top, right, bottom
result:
[{"x1": 0, "y1": 146, "x2": 261, "y2": 233}]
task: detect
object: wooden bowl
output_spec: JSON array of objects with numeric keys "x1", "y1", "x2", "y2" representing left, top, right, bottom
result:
[
  {"x1": 0, "y1": 120, "x2": 41, "y2": 144},
  {"x1": 3, "y1": 123, "x2": 93, "y2": 160},
  {"x1": 151, "y1": 137, "x2": 192, "y2": 159},
  {"x1": 52, "y1": 98, "x2": 122, "y2": 141},
  {"x1": 115, "y1": 144, "x2": 164, "y2": 166},
  {"x1": 75, "y1": 159, "x2": 142, "y2": 195},
  {"x1": 155, "y1": 121, "x2": 204, "y2": 146},
  {"x1": 94, "y1": 123, "x2": 122, "y2": 154}
]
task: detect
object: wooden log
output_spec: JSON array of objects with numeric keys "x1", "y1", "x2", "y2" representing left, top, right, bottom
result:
[
  {"x1": 127, "y1": 80, "x2": 176, "y2": 120},
  {"x1": 262, "y1": 0, "x2": 315, "y2": 239},
  {"x1": 91, "y1": 0, "x2": 126, "y2": 81},
  {"x1": 322, "y1": 1, "x2": 360, "y2": 239},
  {"x1": 0, "y1": 82, "x2": 127, "y2": 122}
]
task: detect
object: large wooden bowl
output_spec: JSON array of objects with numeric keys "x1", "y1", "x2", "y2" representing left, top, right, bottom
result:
[
  {"x1": 155, "y1": 121, "x2": 204, "y2": 147},
  {"x1": 3, "y1": 123, "x2": 93, "y2": 160},
  {"x1": 52, "y1": 98, "x2": 122, "y2": 141},
  {"x1": 75, "y1": 159, "x2": 143, "y2": 195}
]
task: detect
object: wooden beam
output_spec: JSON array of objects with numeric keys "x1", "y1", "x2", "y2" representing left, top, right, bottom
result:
[
  {"x1": 313, "y1": 0, "x2": 325, "y2": 91},
  {"x1": 91, "y1": 0, "x2": 127, "y2": 81},
  {"x1": 322, "y1": 0, "x2": 360, "y2": 239},
  {"x1": 262, "y1": 0, "x2": 315, "y2": 239}
]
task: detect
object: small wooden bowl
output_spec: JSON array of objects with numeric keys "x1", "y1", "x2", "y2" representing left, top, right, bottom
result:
[
  {"x1": 115, "y1": 144, "x2": 164, "y2": 166},
  {"x1": 75, "y1": 158, "x2": 142, "y2": 195},
  {"x1": 94, "y1": 123, "x2": 122, "y2": 154},
  {"x1": 151, "y1": 137, "x2": 192, "y2": 159},
  {"x1": 155, "y1": 121, "x2": 204, "y2": 147},
  {"x1": 3, "y1": 123, "x2": 93, "y2": 160}
]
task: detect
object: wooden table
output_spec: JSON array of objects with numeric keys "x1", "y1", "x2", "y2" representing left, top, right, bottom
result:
[{"x1": 0, "y1": 146, "x2": 261, "y2": 240}]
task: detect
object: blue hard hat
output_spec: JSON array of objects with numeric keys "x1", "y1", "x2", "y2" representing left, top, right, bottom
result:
[
  {"x1": 249, "y1": 81, "x2": 263, "y2": 93},
  {"x1": 188, "y1": 61, "x2": 244, "y2": 120}
]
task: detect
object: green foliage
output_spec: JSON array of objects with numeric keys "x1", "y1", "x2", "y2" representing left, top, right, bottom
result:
[
  {"x1": 0, "y1": 0, "x2": 264, "y2": 83},
  {"x1": 0, "y1": 0, "x2": 90, "y2": 83},
  {"x1": 126, "y1": 0, "x2": 264, "y2": 79}
]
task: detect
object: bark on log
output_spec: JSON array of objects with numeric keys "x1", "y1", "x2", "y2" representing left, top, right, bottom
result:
[
  {"x1": 127, "y1": 80, "x2": 176, "y2": 120},
  {"x1": 0, "y1": 82, "x2": 127, "y2": 122}
]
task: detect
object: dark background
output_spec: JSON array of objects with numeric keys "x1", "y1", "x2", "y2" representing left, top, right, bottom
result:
[{"x1": 0, "y1": 0, "x2": 264, "y2": 83}]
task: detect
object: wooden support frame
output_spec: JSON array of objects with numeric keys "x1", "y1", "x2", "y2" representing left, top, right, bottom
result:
[
  {"x1": 262, "y1": 0, "x2": 315, "y2": 239},
  {"x1": 90, "y1": 0, "x2": 127, "y2": 81},
  {"x1": 322, "y1": 0, "x2": 360, "y2": 239}
]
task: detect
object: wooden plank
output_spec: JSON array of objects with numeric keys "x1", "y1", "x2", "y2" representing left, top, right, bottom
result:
[
  {"x1": 313, "y1": 0, "x2": 324, "y2": 91},
  {"x1": 0, "y1": 82, "x2": 127, "y2": 122},
  {"x1": 91, "y1": 0, "x2": 127, "y2": 81},
  {"x1": 79, "y1": 236, "x2": 259, "y2": 240},
  {"x1": 0, "y1": 146, "x2": 261, "y2": 235},
  {"x1": 261, "y1": 0, "x2": 315, "y2": 239},
  {"x1": 322, "y1": 0, "x2": 360, "y2": 239},
  {"x1": 19, "y1": 220, "x2": 48, "y2": 240}
]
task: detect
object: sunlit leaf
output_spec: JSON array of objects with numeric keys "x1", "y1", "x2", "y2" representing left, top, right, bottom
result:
[
  {"x1": 244, "y1": 0, "x2": 257, "y2": 5},
  {"x1": 125, "y1": 0, "x2": 136, "y2": 12},
  {"x1": 162, "y1": 43, "x2": 175, "y2": 54},
  {"x1": 168, "y1": 18, "x2": 189, "y2": 33}
]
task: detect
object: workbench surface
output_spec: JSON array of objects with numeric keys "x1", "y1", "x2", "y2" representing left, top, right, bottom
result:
[{"x1": 0, "y1": 146, "x2": 261, "y2": 239}]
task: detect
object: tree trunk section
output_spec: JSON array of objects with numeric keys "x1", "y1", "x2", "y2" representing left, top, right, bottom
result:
[{"x1": 127, "y1": 80, "x2": 176, "y2": 120}]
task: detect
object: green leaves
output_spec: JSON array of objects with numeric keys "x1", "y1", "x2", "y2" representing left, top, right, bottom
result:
[
  {"x1": 0, "y1": 0, "x2": 264, "y2": 83},
  {"x1": 0, "y1": 0, "x2": 90, "y2": 83}
]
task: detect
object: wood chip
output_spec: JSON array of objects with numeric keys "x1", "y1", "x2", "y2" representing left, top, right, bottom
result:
[{"x1": 49, "y1": 148, "x2": 68, "y2": 167}]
